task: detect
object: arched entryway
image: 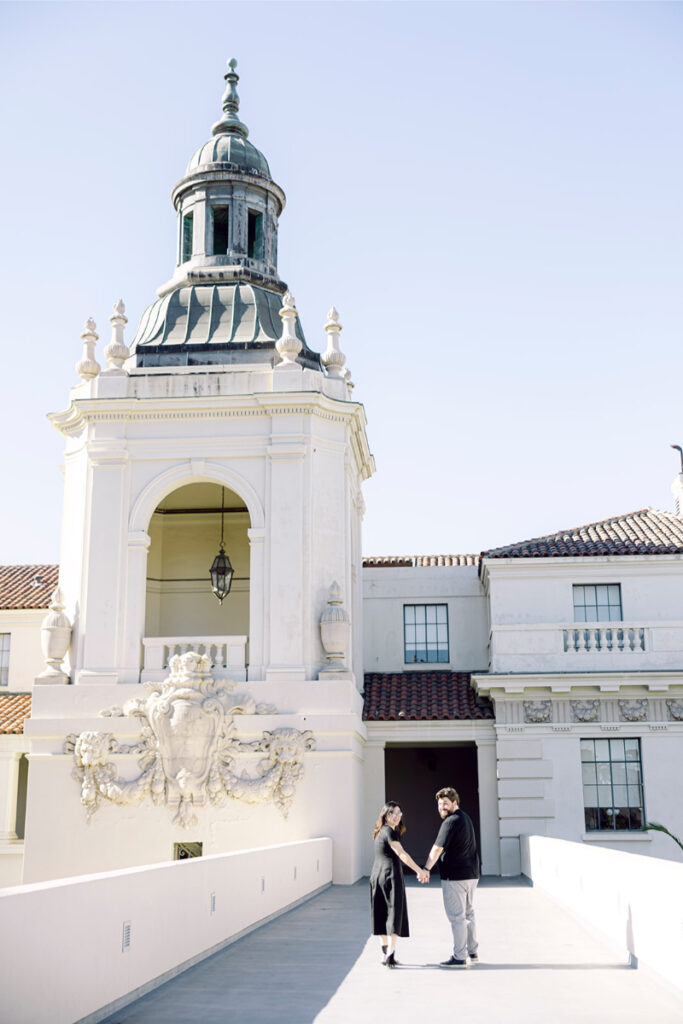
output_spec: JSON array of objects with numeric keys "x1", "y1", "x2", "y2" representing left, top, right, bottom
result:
[{"x1": 143, "y1": 481, "x2": 251, "y2": 677}]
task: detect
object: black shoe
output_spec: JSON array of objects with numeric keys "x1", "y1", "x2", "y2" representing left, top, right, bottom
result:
[
  {"x1": 468, "y1": 953, "x2": 479, "y2": 963},
  {"x1": 439, "y1": 956, "x2": 468, "y2": 968},
  {"x1": 383, "y1": 952, "x2": 397, "y2": 968}
]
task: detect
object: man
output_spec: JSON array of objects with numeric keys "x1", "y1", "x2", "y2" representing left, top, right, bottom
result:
[{"x1": 423, "y1": 786, "x2": 480, "y2": 968}]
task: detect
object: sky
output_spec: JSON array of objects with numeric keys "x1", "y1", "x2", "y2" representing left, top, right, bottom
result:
[{"x1": 1, "y1": 0, "x2": 682, "y2": 563}]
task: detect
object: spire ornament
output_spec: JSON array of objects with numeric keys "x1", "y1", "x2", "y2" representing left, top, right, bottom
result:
[
  {"x1": 276, "y1": 292, "x2": 302, "y2": 364},
  {"x1": 321, "y1": 307, "x2": 346, "y2": 378},
  {"x1": 103, "y1": 299, "x2": 129, "y2": 374},
  {"x1": 212, "y1": 57, "x2": 249, "y2": 139},
  {"x1": 76, "y1": 318, "x2": 101, "y2": 381}
]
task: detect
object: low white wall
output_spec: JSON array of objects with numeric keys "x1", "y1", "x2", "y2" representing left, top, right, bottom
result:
[
  {"x1": 521, "y1": 834, "x2": 683, "y2": 992},
  {"x1": 0, "y1": 837, "x2": 332, "y2": 1024}
]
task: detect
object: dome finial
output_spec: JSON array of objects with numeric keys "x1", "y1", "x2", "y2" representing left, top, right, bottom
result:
[{"x1": 212, "y1": 57, "x2": 249, "y2": 139}]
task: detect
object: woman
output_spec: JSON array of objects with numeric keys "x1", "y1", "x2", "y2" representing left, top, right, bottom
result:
[{"x1": 370, "y1": 801, "x2": 428, "y2": 967}]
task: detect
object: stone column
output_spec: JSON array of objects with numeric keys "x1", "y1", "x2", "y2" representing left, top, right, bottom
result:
[
  {"x1": 120, "y1": 530, "x2": 151, "y2": 685},
  {"x1": 247, "y1": 527, "x2": 265, "y2": 681},
  {"x1": 476, "y1": 737, "x2": 501, "y2": 875},
  {"x1": 0, "y1": 748, "x2": 21, "y2": 841}
]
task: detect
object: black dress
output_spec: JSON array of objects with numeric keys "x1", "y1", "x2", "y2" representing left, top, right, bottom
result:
[{"x1": 370, "y1": 825, "x2": 409, "y2": 937}]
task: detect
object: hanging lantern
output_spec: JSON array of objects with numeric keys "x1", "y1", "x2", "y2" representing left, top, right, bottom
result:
[{"x1": 210, "y1": 487, "x2": 234, "y2": 603}]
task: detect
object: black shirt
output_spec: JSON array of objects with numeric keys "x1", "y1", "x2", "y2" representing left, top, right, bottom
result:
[{"x1": 434, "y1": 809, "x2": 480, "y2": 881}]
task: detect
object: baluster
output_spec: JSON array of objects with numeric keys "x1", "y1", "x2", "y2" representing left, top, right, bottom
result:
[
  {"x1": 219, "y1": 642, "x2": 227, "y2": 669},
  {"x1": 583, "y1": 628, "x2": 592, "y2": 652},
  {"x1": 628, "y1": 628, "x2": 635, "y2": 651}
]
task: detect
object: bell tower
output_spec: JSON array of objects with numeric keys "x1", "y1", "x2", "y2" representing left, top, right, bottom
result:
[{"x1": 24, "y1": 61, "x2": 374, "y2": 885}]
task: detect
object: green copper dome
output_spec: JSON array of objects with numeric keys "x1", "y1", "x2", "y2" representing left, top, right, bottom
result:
[
  {"x1": 186, "y1": 134, "x2": 270, "y2": 177},
  {"x1": 186, "y1": 58, "x2": 270, "y2": 178}
]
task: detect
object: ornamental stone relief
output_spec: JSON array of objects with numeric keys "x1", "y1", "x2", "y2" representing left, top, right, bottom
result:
[
  {"x1": 570, "y1": 699, "x2": 600, "y2": 723},
  {"x1": 64, "y1": 651, "x2": 315, "y2": 828},
  {"x1": 666, "y1": 699, "x2": 683, "y2": 721},
  {"x1": 618, "y1": 698, "x2": 648, "y2": 723},
  {"x1": 523, "y1": 700, "x2": 552, "y2": 724}
]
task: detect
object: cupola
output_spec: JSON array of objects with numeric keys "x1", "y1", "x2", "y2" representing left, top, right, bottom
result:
[{"x1": 130, "y1": 59, "x2": 319, "y2": 370}]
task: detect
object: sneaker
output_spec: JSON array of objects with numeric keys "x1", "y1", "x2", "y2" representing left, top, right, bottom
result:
[
  {"x1": 439, "y1": 956, "x2": 468, "y2": 968},
  {"x1": 468, "y1": 953, "x2": 479, "y2": 963}
]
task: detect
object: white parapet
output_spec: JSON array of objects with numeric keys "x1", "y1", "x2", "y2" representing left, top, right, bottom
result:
[
  {"x1": 0, "y1": 837, "x2": 332, "y2": 1024},
  {"x1": 520, "y1": 834, "x2": 683, "y2": 993}
]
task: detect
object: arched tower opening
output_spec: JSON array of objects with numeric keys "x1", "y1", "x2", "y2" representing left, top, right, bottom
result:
[{"x1": 144, "y1": 482, "x2": 251, "y2": 673}]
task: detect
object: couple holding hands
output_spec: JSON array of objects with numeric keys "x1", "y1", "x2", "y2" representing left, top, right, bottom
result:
[{"x1": 370, "y1": 787, "x2": 480, "y2": 969}]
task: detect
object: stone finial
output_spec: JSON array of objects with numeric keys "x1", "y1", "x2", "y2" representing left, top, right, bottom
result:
[
  {"x1": 212, "y1": 57, "x2": 249, "y2": 139},
  {"x1": 36, "y1": 586, "x2": 72, "y2": 684},
  {"x1": 103, "y1": 299, "x2": 129, "y2": 374},
  {"x1": 319, "y1": 581, "x2": 351, "y2": 678},
  {"x1": 276, "y1": 292, "x2": 302, "y2": 364},
  {"x1": 76, "y1": 318, "x2": 101, "y2": 381},
  {"x1": 321, "y1": 306, "x2": 347, "y2": 379}
]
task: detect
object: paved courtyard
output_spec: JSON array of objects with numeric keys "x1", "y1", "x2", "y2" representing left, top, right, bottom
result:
[{"x1": 101, "y1": 877, "x2": 683, "y2": 1024}]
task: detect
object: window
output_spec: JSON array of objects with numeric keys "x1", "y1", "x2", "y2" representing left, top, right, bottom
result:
[
  {"x1": 181, "y1": 212, "x2": 194, "y2": 263},
  {"x1": 581, "y1": 738, "x2": 644, "y2": 831},
  {"x1": 212, "y1": 206, "x2": 229, "y2": 255},
  {"x1": 573, "y1": 584, "x2": 622, "y2": 622},
  {"x1": 247, "y1": 210, "x2": 263, "y2": 260},
  {"x1": 174, "y1": 842, "x2": 202, "y2": 859},
  {"x1": 403, "y1": 605, "x2": 449, "y2": 663},
  {"x1": 0, "y1": 633, "x2": 9, "y2": 686}
]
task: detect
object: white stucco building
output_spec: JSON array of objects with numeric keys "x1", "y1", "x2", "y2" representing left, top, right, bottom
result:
[{"x1": 1, "y1": 62, "x2": 682, "y2": 890}]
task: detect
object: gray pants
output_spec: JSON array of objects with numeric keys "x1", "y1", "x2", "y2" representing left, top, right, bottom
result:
[{"x1": 441, "y1": 878, "x2": 478, "y2": 960}]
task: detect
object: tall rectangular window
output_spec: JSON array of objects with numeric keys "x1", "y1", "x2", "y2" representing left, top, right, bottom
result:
[
  {"x1": 403, "y1": 604, "x2": 449, "y2": 663},
  {"x1": 573, "y1": 584, "x2": 622, "y2": 622},
  {"x1": 0, "y1": 633, "x2": 10, "y2": 686},
  {"x1": 247, "y1": 210, "x2": 263, "y2": 260},
  {"x1": 581, "y1": 737, "x2": 644, "y2": 831},
  {"x1": 182, "y1": 212, "x2": 194, "y2": 264},
  {"x1": 212, "y1": 206, "x2": 229, "y2": 255}
]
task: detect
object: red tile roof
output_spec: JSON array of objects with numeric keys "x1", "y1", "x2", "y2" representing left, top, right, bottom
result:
[
  {"x1": 0, "y1": 565, "x2": 59, "y2": 610},
  {"x1": 363, "y1": 672, "x2": 494, "y2": 722},
  {"x1": 0, "y1": 693, "x2": 31, "y2": 734},
  {"x1": 482, "y1": 508, "x2": 683, "y2": 560},
  {"x1": 363, "y1": 555, "x2": 480, "y2": 568}
]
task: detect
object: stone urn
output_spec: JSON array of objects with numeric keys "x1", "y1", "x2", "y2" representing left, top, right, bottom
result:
[
  {"x1": 37, "y1": 587, "x2": 72, "y2": 684},
  {"x1": 319, "y1": 581, "x2": 350, "y2": 677}
]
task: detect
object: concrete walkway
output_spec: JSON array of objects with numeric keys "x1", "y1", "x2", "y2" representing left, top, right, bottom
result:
[{"x1": 102, "y1": 877, "x2": 683, "y2": 1024}]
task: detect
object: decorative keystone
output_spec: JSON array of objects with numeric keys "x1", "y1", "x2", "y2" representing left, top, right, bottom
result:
[
  {"x1": 276, "y1": 291, "x2": 302, "y2": 364},
  {"x1": 103, "y1": 299, "x2": 129, "y2": 374},
  {"x1": 321, "y1": 306, "x2": 347, "y2": 378},
  {"x1": 76, "y1": 318, "x2": 101, "y2": 381}
]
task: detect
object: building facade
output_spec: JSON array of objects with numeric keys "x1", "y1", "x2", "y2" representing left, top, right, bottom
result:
[{"x1": 1, "y1": 63, "x2": 682, "y2": 888}]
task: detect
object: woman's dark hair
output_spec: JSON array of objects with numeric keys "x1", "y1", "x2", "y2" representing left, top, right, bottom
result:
[{"x1": 372, "y1": 800, "x2": 406, "y2": 839}]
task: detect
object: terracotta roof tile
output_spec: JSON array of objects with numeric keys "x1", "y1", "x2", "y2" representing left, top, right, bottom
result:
[
  {"x1": 482, "y1": 508, "x2": 683, "y2": 560},
  {"x1": 0, "y1": 693, "x2": 31, "y2": 734},
  {"x1": 363, "y1": 555, "x2": 480, "y2": 568},
  {"x1": 363, "y1": 672, "x2": 494, "y2": 722},
  {"x1": 0, "y1": 565, "x2": 59, "y2": 609}
]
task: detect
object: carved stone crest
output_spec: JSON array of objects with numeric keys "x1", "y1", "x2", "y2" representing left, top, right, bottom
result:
[
  {"x1": 523, "y1": 700, "x2": 552, "y2": 724},
  {"x1": 666, "y1": 699, "x2": 683, "y2": 721},
  {"x1": 570, "y1": 699, "x2": 600, "y2": 723},
  {"x1": 618, "y1": 698, "x2": 648, "y2": 723},
  {"x1": 65, "y1": 652, "x2": 315, "y2": 828}
]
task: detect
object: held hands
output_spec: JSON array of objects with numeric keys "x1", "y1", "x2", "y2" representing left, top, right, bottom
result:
[{"x1": 417, "y1": 868, "x2": 430, "y2": 884}]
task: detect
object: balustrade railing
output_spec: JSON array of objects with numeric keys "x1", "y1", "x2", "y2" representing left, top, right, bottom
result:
[
  {"x1": 142, "y1": 635, "x2": 248, "y2": 682},
  {"x1": 563, "y1": 626, "x2": 645, "y2": 653}
]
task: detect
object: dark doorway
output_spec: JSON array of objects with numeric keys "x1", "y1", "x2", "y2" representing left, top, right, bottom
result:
[{"x1": 384, "y1": 744, "x2": 480, "y2": 869}]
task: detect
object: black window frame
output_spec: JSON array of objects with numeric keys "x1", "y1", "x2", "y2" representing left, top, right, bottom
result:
[
  {"x1": 581, "y1": 737, "x2": 645, "y2": 832},
  {"x1": 403, "y1": 604, "x2": 449, "y2": 664}
]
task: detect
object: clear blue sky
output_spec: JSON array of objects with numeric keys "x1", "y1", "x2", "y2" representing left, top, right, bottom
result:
[{"x1": 1, "y1": 1, "x2": 682, "y2": 563}]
